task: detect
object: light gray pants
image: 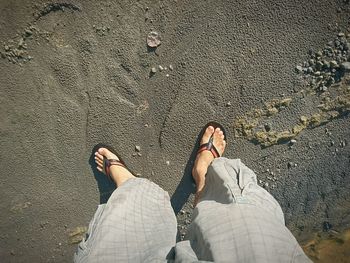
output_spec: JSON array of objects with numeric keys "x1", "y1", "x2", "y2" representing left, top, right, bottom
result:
[{"x1": 74, "y1": 158, "x2": 311, "y2": 263}]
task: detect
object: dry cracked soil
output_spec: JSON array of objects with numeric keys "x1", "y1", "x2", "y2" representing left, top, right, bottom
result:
[{"x1": 0, "y1": 0, "x2": 350, "y2": 262}]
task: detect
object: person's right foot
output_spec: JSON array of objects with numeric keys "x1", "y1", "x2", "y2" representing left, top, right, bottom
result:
[
  {"x1": 94, "y1": 148, "x2": 135, "y2": 187},
  {"x1": 192, "y1": 126, "x2": 226, "y2": 206}
]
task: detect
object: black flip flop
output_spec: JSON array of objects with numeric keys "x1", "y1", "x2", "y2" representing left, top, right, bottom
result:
[
  {"x1": 197, "y1": 121, "x2": 227, "y2": 158},
  {"x1": 92, "y1": 143, "x2": 135, "y2": 180}
]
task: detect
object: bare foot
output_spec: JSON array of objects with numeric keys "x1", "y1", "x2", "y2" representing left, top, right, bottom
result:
[
  {"x1": 192, "y1": 126, "x2": 226, "y2": 206},
  {"x1": 94, "y1": 148, "x2": 135, "y2": 187}
]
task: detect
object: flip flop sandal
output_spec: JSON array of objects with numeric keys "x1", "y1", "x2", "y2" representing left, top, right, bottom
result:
[
  {"x1": 93, "y1": 143, "x2": 134, "y2": 180},
  {"x1": 197, "y1": 121, "x2": 227, "y2": 158}
]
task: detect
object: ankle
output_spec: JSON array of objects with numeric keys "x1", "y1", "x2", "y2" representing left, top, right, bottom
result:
[{"x1": 110, "y1": 166, "x2": 134, "y2": 187}]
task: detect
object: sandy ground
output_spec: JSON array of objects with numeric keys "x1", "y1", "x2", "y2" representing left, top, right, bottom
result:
[{"x1": 0, "y1": 0, "x2": 349, "y2": 262}]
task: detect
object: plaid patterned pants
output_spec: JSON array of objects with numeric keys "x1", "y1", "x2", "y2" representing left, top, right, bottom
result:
[{"x1": 74, "y1": 158, "x2": 311, "y2": 263}]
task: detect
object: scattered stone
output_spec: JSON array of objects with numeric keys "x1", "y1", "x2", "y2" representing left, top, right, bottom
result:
[
  {"x1": 10, "y1": 250, "x2": 15, "y2": 256},
  {"x1": 338, "y1": 32, "x2": 345, "y2": 37},
  {"x1": 320, "y1": 86, "x2": 328, "y2": 92},
  {"x1": 25, "y1": 29, "x2": 33, "y2": 36},
  {"x1": 290, "y1": 139, "x2": 297, "y2": 145},
  {"x1": 166, "y1": 74, "x2": 170, "y2": 77},
  {"x1": 169, "y1": 64, "x2": 174, "y2": 70},
  {"x1": 340, "y1": 62, "x2": 350, "y2": 72},
  {"x1": 166, "y1": 160, "x2": 170, "y2": 165},
  {"x1": 295, "y1": 65, "x2": 303, "y2": 73},
  {"x1": 264, "y1": 123, "x2": 271, "y2": 132},
  {"x1": 316, "y1": 61, "x2": 323, "y2": 69},
  {"x1": 331, "y1": 141, "x2": 335, "y2": 146},
  {"x1": 164, "y1": 67, "x2": 168, "y2": 70},
  {"x1": 226, "y1": 101, "x2": 232, "y2": 107},
  {"x1": 18, "y1": 38, "x2": 24, "y2": 48},
  {"x1": 330, "y1": 60, "x2": 339, "y2": 68},
  {"x1": 137, "y1": 152, "x2": 142, "y2": 157},
  {"x1": 264, "y1": 182, "x2": 269, "y2": 188},
  {"x1": 151, "y1": 67, "x2": 157, "y2": 73},
  {"x1": 146, "y1": 31, "x2": 161, "y2": 48},
  {"x1": 179, "y1": 210, "x2": 185, "y2": 215},
  {"x1": 135, "y1": 145, "x2": 141, "y2": 152},
  {"x1": 132, "y1": 153, "x2": 137, "y2": 157},
  {"x1": 158, "y1": 65, "x2": 164, "y2": 71},
  {"x1": 287, "y1": 162, "x2": 293, "y2": 169}
]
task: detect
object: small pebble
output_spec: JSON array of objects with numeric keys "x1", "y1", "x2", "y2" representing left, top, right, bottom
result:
[
  {"x1": 135, "y1": 145, "x2": 141, "y2": 152},
  {"x1": 295, "y1": 65, "x2": 303, "y2": 73},
  {"x1": 158, "y1": 65, "x2": 164, "y2": 71},
  {"x1": 166, "y1": 74, "x2": 169, "y2": 77},
  {"x1": 166, "y1": 160, "x2": 170, "y2": 165},
  {"x1": 226, "y1": 101, "x2": 232, "y2": 107},
  {"x1": 290, "y1": 139, "x2": 297, "y2": 145},
  {"x1": 179, "y1": 210, "x2": 185, "y2": 215},
  {"x1": 151, "y1": 67, "x2": 157, "y2": 73},
  {"x1": 169, "y1": 65, "x2": 174, "y2": 70},
  {"x1": 287, "y1": 162, "x2": 293, "y2": 169},
  {"x1": 137, "y1": 152, "x2": 142, "y2": 157},
  {"x1": 264, "y1": 123, "x2": 271, "y2": 132},
  {"x1": 25, "y1": 29, "x2": 33, "y2": 36},
  {"x1": 264, "y1": 182, "x2": 269, "y2": 188},
  {"x1": 330, "y1": 60, "x2": 339, "y2": 68},
  {"x1": 341, "y1": 62, "x2": 350, "y2": 72},
  {"x1": 147, "y1": 31, "x2": 161, "y2": 47}
]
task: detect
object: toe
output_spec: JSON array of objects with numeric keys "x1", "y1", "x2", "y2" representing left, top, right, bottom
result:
[
  {"x1": 95, "y1": 152, "x2": 104, "y2": 160},
  {"x1": 95, "y1": 157, "x2": 103, "y2": 165},
  {"x1": 98, "y1": 147, "x2": 119, "y2": 160},
  {"x1": 97, "y1": 166, "x2": 103, "y2": 172},
  {"x1": 201, "y1": 126, "x2": 215, "y2": 144}
]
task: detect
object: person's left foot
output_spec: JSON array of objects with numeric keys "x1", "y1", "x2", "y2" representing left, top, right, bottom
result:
[{"x1": 94, "y1": 148, "x2": 135, "y2": 187}]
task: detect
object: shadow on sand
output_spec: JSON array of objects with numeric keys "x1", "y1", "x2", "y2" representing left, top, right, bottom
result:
[
  {"x1": 89, "y1": 144, "x2": 116, "y2": 204},
  {"x1": 170, "y1": 127, "x2": 209, "y2": 215}
]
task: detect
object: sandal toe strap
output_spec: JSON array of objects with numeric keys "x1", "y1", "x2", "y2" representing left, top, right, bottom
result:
[
  {"x1": 197, "y1": 138, "x2": 220, "y2": 158},
  {"x1": 104, "y1": 158, "x2": 126, "y2": 177}
]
